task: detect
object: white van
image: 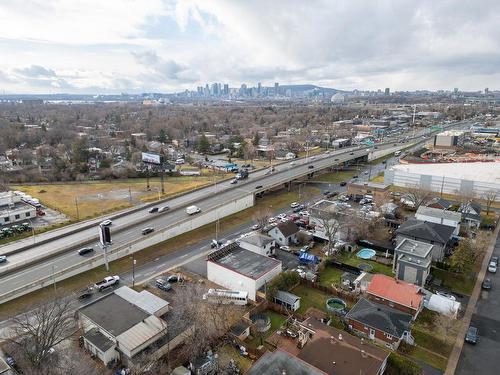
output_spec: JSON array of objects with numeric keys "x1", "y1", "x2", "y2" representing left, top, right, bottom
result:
[
  {"x1": 394, "y1": 150, "x2": 401, "y2": 156},
  {"x1": 186, "y1": 205, "x2": 201, "y2": 215},
  {"x1": 175, "y1": 158, "x2": 185, "y2": 165}
]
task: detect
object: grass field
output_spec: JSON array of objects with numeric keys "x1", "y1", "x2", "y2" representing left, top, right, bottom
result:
[
  {"x1": 311, "y1": 169, "x2": 358, "y2": 183},
  {"x1": 0, "y1": 186, "x2": 319, "y2": 320},
  {"x1": 370, "y1": 173, "x2": 385, "y2": 183},
  {"x1": 431, "y1": 267, "x2": 475, "y2": 296},
  {"x1": 12, "y1": 175, "x2": 226, "y2": 220},
  {"x1": 291, "y1": 284, "x2": 331, "y2": 315},
  {"x1": 318, "y1": 267, "x2": 343, "y2": 288}
]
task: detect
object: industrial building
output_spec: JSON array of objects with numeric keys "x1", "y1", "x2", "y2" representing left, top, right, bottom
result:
[
  {"x1": 433, "y1": 130, "x2": 464, "y2": 149},
  {"x1": 385, "y1": 162, "x2": 500, "y2": 200},
  {"x1": 206, "y1": 243, "x2": 282, "y2": 300},
  {"x1": 0, "y1": 191, "x2": 37, "y2": 225}
]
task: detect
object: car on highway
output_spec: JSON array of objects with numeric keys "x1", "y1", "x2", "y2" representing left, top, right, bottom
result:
[
  {"x1": 100, "y1": 219, "x2": 112, "y2": 227},
  {"x1": 0, "y1": 255, "x2": 7, "y2": 263},
  {"x1": 158, "y1": 206, "x2": 170, "y2": 213},
  {"x1": 334, "y1": 158, "x2": 339, "y2": 161},
  {"x1": 482, "y1": 278, "x2": 492, "y2": 290},
  {"x1": 211, "y1": 239, "x2": 223, "y2": 248},
  {"x1": 465, "y1": 326, "x2": 478, "y2": 344},
  {"x1": 78, "y1": 247, "x2": 94, "y2": 256},
  {"x1": 251, "y1": 224, "x2": 261, "y2": 230},
  {"x1": 289, "y1": 161, "x2": 295, "y2": 166},
  {"x1": 186, "y1": 205, "x2": 201, "y2": 215},
  {"x1": 308, "y1": 165, "x2": 314, "y2": 169},
  {"x1": 352, "y1": 175, "x2": 358, "y2": 179},
  {"x1": 280, "y1": 245, "x2": 291, "y2": 252},
  {"x1": 364, "y1": 171, "x2": 369, "y2": 175},
  {"x1": 349, "y1": 152, "x2": 354, "y2": 155},
  {"x1": 488, "y1": 261, "x2": 497, "y2": 273},
  {"x1": 148, "y1": 207, "x2": 159, "y2": 213},
  {"x1": 230, "y1": 179, "x2": 238, "y2": 184},
  {"x1": 290, "y1": 202, "x2": 300, "y2": 208},
  {"x1": 340, "y1": 181, "x2": 347, "y2": 186},
  {"x1": 142, "y1": 227, "x2": 154, "y2": 235},
  {"x1": 255, "y1": 185, "x2": 263, "y2": 189},
  {"x1": 436, "y1": 291, "x2": 456, "y2": 301}
]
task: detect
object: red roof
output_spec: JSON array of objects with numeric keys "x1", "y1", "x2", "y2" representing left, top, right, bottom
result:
[{"x1": 367, "y1": 274, "x2": 423, "y2": 309}]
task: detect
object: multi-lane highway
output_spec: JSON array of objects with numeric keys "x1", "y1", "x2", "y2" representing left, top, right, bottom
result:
[{"x1": 0, "y1": 120, "x2": 470, "y2": 300}]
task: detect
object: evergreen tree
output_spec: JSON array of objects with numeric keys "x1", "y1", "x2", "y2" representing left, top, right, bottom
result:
[
  {"x1": 197, "y1": 134, "x2": 210, "y2": 153},
  {"x1": 158, "y1": 128, "x2": 167, "y2": 143},
  {"x1": 252, "y1": 133, "x2": 260, "y2": 146}
]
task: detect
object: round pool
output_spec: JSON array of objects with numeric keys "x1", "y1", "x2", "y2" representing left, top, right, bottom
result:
[
  {"x1": 356, "y1": 248, "x2": 376, "y2": 260},
  {"x1": 250, "y1": 313, "x2": 271, "y2": 332},
  {"x1": 326, "y1": 298, "x2": 347, "y2": 314}
]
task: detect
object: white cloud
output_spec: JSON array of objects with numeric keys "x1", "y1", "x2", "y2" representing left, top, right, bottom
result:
[{"x1": 0, "y1": 0, "x2": 499, "y2": 93}]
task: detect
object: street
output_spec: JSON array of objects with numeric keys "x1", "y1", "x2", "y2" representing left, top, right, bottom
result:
[{"x1": 456, "y1": 231, "x2": 500, "y2": 375}]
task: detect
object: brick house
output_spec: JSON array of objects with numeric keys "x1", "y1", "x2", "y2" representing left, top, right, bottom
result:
[{"x1": 345, "y1": 298, "x2": 413, "y2": 350}]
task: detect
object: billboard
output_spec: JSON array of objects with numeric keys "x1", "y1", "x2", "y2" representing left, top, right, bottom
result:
[
  {"x1": 142, "y1": 152, "x2": 161, "y2": 165},
  {"x1": 99, "y1": 225, "x2": 111, "y2": 246}
]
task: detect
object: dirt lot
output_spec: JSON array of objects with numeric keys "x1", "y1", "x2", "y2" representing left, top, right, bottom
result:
[{"x1": 12, "y1": 175, "x2": 226, "y2": 220}]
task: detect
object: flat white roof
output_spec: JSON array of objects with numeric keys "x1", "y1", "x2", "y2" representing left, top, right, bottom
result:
[
  {"x1": 114, "y1": 287, "x2": 169, "y2": 315},
  {"x1": 391, "y1": 162, "x2": 500, "y2": 184}
]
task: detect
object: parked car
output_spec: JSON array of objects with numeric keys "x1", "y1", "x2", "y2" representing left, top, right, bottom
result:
[
  {"x1": 488, "y1": 261, "x2": 497, "y2": 273},
  {"x1": 482, "y1": 278, "x2": 492, "y2": 290},
  {"x1": 293, "y1": 206, "x2": 302, "y2": 213},
  {"x1": 290, "y1": 202, "x2": 300, "y2": 208},
  {"x1": 352, "y1": 175, "x2": 358, "y2": 179},
  {"x1": 268, "y1": 217, "x2": 277, "y2": 224},
  {"x1": 491, "y1": 256, "x2": 499, "y2": 266},
  {"x1": 299, "y1": 211, "x2": 310, "y2": 217},
  {"x1": 340, "y1": 181, "x2": 347, "y2": 186},
  {"x1": 158, "y1": 206, "x2": 170, "y2": 213},
  {"x1": 277, "y1": 213, "x2": 287, "y2": 219},
  {"x1": 211, "y1": 239, "x2": 223, "y2": 248},
  {"x1": 95, "y1": 275, "x2": 120, "y2": 291},
  {"x1": 251, "y1": 224, "x2": 261, "y2": 230},
  {"x1": 280, "y1": 246, "x2": 291, "y2": 252},
  {"x1": 0, "y1": 255, "x2": 7, "y2": 264},
  {"x1": 100, "y1": 219, "x2": 112, "y2": 227},
  {"x1": 78, "y1": 247, "x2": 94, "y2": 256},
  {"x1": 148, "y1": 207, "x2": 159, "y2": 213},
  {"x1": 465, "y1": 326, "x2": 478, "y2": 344},
  {"x1": 166, "y1": 275, "x2": 181, "y2": 283},
  {"x1": 142, "y1": 227, "x2": 154, "y2": 235},
  {"x1": 323, "y1": 191, "x2": 330, "y2": 196},
  {"x1": 155, "y1": 278, "x2": 172, "y2": 291}
]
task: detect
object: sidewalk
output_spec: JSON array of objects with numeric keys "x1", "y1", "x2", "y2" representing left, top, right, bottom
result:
[{"x1": 444, "y1": 224, "x2": 500, "y2": 375}]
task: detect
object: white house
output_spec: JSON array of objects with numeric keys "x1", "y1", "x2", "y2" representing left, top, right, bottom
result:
[
  {"x1": 268, "y1": 221, "x2": 300, "y2": 246},
  {"x1": 238, "y1": 233, "x2": 276, "y2": 256},
  {"x1": 206, "y1": 243, "x2": 282, "y2": 300},
  {"x1": 415, "y1": 206, "x2": 461, "y2": 235},
  {"x1": 78, "y1": 287, "x2": 171, "y2": 366}
]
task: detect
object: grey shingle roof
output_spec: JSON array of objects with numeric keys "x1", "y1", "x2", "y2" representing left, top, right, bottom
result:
[
  {"x1": 416, "y1": 206, "x2": 462, "y2": 222},
  {"x1": 276, "y1": 221, "x2": 299, "y2": 237},
  {"x1": 396, "y1": 218, "x2": 454, "y2": 244},
  {"x1": 346, "y1": 298, "x2": 413, "y2": 338}
]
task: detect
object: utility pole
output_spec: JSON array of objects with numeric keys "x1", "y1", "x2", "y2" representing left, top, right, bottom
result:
[
  {"x1": 75, "y1": 197, "x2": 80, "y2": 220},
  {"x1": 128, "y1": 187, "x2": 132, "y2": 203},
  {"x1": 131, "y1": 254, "x2": 136, "y2": 287}
]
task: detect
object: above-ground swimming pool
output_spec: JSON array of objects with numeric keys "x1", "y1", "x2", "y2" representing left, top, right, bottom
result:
[
  {"x1": 326, "y1": 298, "x2": 347, "y2": 314},
  {"x1": 356, "y1": 248, "x2": 376, "y2": 260}
]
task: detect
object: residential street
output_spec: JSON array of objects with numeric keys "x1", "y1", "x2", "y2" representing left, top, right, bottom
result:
[{"x1": 456, "y1": 231, "x2": 500, "y2": 375}]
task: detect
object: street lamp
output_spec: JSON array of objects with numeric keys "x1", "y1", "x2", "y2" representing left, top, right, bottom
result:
[
  {"x1": 131, "y1": 255, "x2": 137, "y2": 287},
  {"x1": 27, "y1": 217, "x2": 35, "y2": 244}
]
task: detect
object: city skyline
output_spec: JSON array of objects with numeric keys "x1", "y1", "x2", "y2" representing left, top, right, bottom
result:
[{"x1": 0, "y1": 0, "x2": 499, "y2": 94}]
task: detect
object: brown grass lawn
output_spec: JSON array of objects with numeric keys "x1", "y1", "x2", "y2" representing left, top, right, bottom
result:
[
  {"x1": 12, "y1": 175, "x2": 226, "y2": 220},
  {"x1": 0, "y1": 186, "x2": 319, "y2": 320}
]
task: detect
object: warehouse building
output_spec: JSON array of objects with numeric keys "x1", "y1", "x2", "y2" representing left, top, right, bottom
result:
[
  {"x1": 385, "y1": 162, "x2": 500, "y2": 200},
  {"x1": 207, "y1": 243, "x2": 282, "y2": 300},
  {"x1": 0, "y1": 191, "x2": 36, "y2": 225}
]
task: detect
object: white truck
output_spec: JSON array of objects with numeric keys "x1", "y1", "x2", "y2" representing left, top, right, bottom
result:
[
  {"x1": 186, "y1": 205, "x2": 201, "y2": 215},
  {"x1": 95, "y1": 275, "x2": 120, "y2": 291}
]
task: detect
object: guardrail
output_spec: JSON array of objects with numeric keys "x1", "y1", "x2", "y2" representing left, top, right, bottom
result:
[{"x1": 0, "y1": 193, "x2": 254, "y2": 304}]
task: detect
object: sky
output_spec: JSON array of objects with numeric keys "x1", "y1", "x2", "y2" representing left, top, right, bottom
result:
[{"x1": 0, "y1": 0, "x2": 499, "y2": 94}]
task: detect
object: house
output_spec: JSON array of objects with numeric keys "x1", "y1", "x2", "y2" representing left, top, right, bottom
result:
[
  {"x1": 309, "y1": 199, "x2": 346, "y2": 242},
  {"x1": 249, "y1": 317, "x2": 389, "y2": 375},
  {"x1": 459, "y1": 201, "x2": 482, "y2": 229},
  {"x1": 345, "y1": 298, "x2": 414, "y2": 350},
  {"x1": 78, "y1": 286, "x2": 172, "y2": 366},
  {"x1": 268, "y1": 221, "x2": 299, "y2": 246},
  {"x1": 396, "y1": 218, "x2": 455, "y2": 261},
  {"x1": 273, "y1": 290, "x2": 301, "y2": 311},
  {"x1": 427, "y1": 197, "x2": 454, "y2": 210},
  {"x1": 238, "y1": 233, "x2": 276, "y2": 256},
  {"x1": 206, "y1": 243, "x2": 282, "y2": 300},
  {"x1": 393, "y1": 238, "x2": 433, "y2": 287},
  {"x1": 367, "y1": 274, "x2": 424, "y2": 316},
  {"x1": 415, "y1": 206, "x2": 461, "y2": 235}
]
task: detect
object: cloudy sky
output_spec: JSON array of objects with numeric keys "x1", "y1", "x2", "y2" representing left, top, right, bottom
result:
[{"x1": 0, "y1": 0, "x2": 499, "y2": 94}]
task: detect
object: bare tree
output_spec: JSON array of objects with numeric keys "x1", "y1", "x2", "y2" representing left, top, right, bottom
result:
[
  {"x1": 6, "y1": 296, "x2": 77, "y2": 373},
  {"x1": 403, "y1": 185, "x2": 434, "y2": 210},
  {"x1": 434, "y1": 312, "x2": 460, "y2": 346},
  {"x1": 482, "y1": 190, "x2": 497, "y2": 215},
  {"x1": 314, "y1": 204, "x2": 347, "y2": 255},
  {"x1": 252, "y1": 208, "x2": 272, "y2": 230}
]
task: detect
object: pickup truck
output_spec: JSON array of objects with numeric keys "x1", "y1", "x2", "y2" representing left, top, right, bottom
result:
[{"x1": 95, "y1": 275, "x2": 120, "y2": 291}]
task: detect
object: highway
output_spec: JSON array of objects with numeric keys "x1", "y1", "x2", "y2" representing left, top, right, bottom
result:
[{"x1": 0, "y1": 120, "x2": 471, "y2": 298}]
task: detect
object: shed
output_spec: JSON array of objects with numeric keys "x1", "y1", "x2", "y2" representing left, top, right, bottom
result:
[{"x1": 274, "y1": 290, "x2": 301, "y2": 311}]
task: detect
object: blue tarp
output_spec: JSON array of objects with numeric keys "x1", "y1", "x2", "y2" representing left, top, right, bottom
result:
[{"x1": 299, "y1": 252, "x2": 319, "y2": 264}]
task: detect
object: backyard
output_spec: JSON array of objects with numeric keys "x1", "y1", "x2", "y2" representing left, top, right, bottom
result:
[
  {"x1": 338, "y1": 251, "x2": 394, "y2": 276},
  {"x1": 430, "y1": 267, "x2": 475, "y2": 296},
  {"x1": 318, "y1": 266, "x2": 343, "y2": 288},
  {"x1": 246, "y1": 310, "x2": 287, "y2": 350},
  {"x1": 291, "y1": 284, "x2": 332, "y2": 315}
]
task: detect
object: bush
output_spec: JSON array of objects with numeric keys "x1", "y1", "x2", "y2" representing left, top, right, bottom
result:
[{"x1": 386, "y1": 353, "x2": 421, "y2": 375}]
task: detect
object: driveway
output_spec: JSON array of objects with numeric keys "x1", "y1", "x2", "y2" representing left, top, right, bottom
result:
[{"x1": 455, "y1": 232, "x2": 500, "y2": 374}]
